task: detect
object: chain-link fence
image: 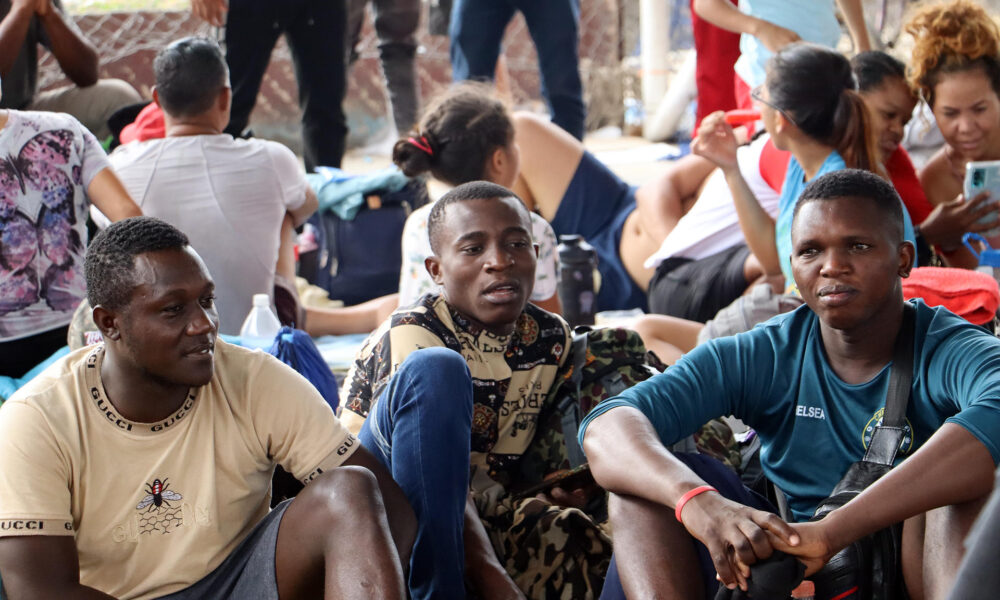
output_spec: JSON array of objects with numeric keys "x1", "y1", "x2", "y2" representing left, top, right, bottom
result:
[{"x1": 45, "y1": 1, "x2": 627, "y2": 153}]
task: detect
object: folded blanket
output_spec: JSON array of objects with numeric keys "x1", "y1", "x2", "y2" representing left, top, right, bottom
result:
[
  {"x1": 306, "y1": 166, "x2": 410, "y2": 220},
  {"x1": 902, "y1": 267, "x2": 1000, "y2": 325}
]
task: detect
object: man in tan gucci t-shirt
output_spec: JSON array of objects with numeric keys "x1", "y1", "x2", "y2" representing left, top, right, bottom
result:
[{"x1": 0, "y1": 217, "x2": 416, "y2": 600}]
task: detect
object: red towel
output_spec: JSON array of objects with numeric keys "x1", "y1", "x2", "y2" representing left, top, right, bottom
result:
[
  {"x1": 902, "y1": 267, "x2": 1000, "y2": 325},
  {"x1": 120, "y1": 103, "x2": 165, "y2": 144}
]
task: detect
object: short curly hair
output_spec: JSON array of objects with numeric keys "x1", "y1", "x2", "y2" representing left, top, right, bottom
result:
[
  {"x1": 427, "y1": 181, "x2": 528, "y2": 255},
  {"x1": 85, "y1": 217, "x2": 190, "y2": 310},
  {"x1": 905, "y1": 0, "x2": 1000, "y2": 106},
  {"x1": 793, "y1": 169, "x2": 904, "y2": 243}
]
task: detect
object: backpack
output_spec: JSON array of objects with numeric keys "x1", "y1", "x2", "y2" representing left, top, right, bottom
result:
[
  {"x1": 518, "y1": 326, "x2": 742, "y2": 484},
  {"x1": 298, "y1": 177, "x2": 428, "y2": 305},
  {"x1": 489, "y1": 327, "x2": 739, "y2": 600}
]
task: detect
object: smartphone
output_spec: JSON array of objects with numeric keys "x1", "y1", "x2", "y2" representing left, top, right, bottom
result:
[
  {"x1": 965, "y1": 160, "x2": 1000, "y2": 236},
  {"x1": 512, "y1": 464, "x2": 596, "y2": 500}
]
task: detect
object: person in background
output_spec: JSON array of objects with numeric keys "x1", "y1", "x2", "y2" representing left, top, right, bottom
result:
[
  {"x1": 393, "y1": 83, "x2": 699, "y2": 313},
  {"x1": 449, "y1": 0, "x2": 585, "y2": 140},
  {"x1": 693, "y1": 0, "x2": 871, "y2": 108},
  {"x1": 907, "y1": 0, "x2": 1000, "y2": 268},
  {"x1": 690, "y1": 0, "x2": 741, "y2": 131},
  {"x1": 190, "y1": 0, "x2": 348, "y2": 171},
  {"x1": 98, "y1": 37, "x2": 317, "y2": 336},
  {"x1": 0, "y1": 85, "x2": 140, "y2": 377},
  {"x1": 0, "y1": 0, "x2": 142, "y2": 141},
  {"x1": 346, "y1": 0, "x2": 420, "y2": 136}
]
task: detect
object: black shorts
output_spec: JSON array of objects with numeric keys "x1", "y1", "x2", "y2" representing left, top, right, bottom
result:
[{"x1": 647, "y1": 244, "x2": 752, "y2": 323}]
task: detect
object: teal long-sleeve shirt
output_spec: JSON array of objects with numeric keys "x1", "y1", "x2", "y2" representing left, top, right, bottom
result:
[{"x1": 579, "y1": 300, "x2": 1000, "y2": 521}]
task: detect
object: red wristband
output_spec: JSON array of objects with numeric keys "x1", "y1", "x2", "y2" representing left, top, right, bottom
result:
[{"x1": 675, "y1": 485, "x2": 718, "y2": 522}]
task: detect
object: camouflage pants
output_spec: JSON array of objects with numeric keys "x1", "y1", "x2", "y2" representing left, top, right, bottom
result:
[{"x1": 478, "y1": 494, "x2": 612, "y2": 600}]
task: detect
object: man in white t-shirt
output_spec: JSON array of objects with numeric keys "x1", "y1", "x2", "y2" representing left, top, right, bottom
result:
[
  {"x1": 99, "y1": 36, "x2": 318, "y2": 335},
  {"x1": 0, "y1": 216, "x2": 415, "y2": 599}
]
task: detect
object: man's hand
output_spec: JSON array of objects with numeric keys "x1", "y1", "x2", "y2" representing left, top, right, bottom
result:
[
  {"x1": 750, "y1": 20, "x2": 801, "y2": 53},
  {"x1": 191, "y1": 0, "x2": 227, "y2": 27},
  {"x1": 769, "y1": 520, "x2": 836, "y2": 576},
  {"x1": 680, "y1": 491, "x2": 800, "y2": 590},
  {"x1": 919, "y1": 190, "x2": 1000, "y2": 250},
  {"x1": 535, "y1": 485, "x2": 590, "y2": 510},
  {"x1": 692, "y1": 111, "x2": 740, "y2": 173}
]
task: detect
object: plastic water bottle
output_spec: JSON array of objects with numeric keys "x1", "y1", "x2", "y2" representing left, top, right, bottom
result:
[
  {"x1": 239, "y1": 294, "x2": 281, "y2": 350},
  {"x1": 557, "y1": 235, "x2": 598, "y2": 327},
  {"x1": 623, "y1": 96, "x2": 644, "y2": 137}
]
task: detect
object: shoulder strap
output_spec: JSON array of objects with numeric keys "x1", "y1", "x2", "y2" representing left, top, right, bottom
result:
[
  {"x1": 863, "y1": 303, "x2": 916, "y2": 465},
  {"x1": 559, "y1": 329, "x2": 591, "y2": 468}
]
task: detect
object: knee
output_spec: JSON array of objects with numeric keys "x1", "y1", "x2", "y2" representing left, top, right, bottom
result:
[
  {"x1": 298, "y1": 466, "x2": 383, "y2": 524},
  {"x1": 92, "y1": 78, "x2": 143, "y2": 105},
  {"x1": 397, "y1": 347, "x2": 470, "y2": 384}
]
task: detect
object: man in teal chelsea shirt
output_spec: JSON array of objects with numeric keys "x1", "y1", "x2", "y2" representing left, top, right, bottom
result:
[{"x1": 580, "y1": 169, "x2": 1000, "y2": 599}]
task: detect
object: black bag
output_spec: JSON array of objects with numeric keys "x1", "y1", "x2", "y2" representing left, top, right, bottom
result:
[
  {"x1": 298, "y1": 178, "x2": 428, "y2": 306},
  {"x1": 810, "y1": 304, "x2": 916, "y2": 600}
]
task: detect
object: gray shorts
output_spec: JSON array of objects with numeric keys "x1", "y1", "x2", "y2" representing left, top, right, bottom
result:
[
  {"x1": 697, "y1": 284, "x2": 805, "y2": 344},
  {"x1": 155, "y1": 500, "x2": 291, "y2": 600}
]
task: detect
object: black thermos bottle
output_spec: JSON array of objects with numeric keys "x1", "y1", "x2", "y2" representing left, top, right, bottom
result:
[{"x1": 557, "y1": 234, "x2": 598, "y2": 326}]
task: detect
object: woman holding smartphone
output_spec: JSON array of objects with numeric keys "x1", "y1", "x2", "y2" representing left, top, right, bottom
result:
[
  {"x1": 908, "y1": 0, "x2": 1000, "y2": 266},
  {"x1": 693, "y1": 41, "x2": 916, "y2": 288}
]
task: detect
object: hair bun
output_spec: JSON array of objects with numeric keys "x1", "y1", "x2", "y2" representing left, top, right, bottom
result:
[{"x1": 392, "y1": 134, "x2": 435, "y2": 177}]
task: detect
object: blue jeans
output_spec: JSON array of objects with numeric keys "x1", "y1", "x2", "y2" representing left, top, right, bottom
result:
[
  {"x1": 449, "y1": 0, "x2": 586, "y2": 140},
  {"x1": 359, "y1": 347, "x2": 473, "y2": 600}
]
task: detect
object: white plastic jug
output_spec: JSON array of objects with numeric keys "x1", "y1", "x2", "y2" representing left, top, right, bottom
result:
[{"x1": 239, "y1": 294, "x2": 281, "y2": 350}]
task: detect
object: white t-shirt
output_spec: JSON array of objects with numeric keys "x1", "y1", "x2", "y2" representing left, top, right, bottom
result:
[
  {"x1": 0, "y1": 341, "x2": 358, "y2": 599},
  {"x1": 397, "y1": 200, "x2": 559, "y2": 306},
  {"x1": 645, "y1": 135, "x2": 780, "y2": 268},
  {"x1": 102, "y1": 135, "x2": 308, "y2": 335}
]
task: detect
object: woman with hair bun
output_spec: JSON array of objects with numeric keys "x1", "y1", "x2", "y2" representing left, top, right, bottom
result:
[
  {"x1": 907, "y1": 0, "x2": 1000, "y2": 265},
  {"x1": 393, "y1": 84, "x2": 562, "y2": 314},
  {"x1": 693, "y1": 42, "x2": 915, "y2": 287},
  {"x1": 393, "y1": 82, "x2": 686, "y2": 313}
]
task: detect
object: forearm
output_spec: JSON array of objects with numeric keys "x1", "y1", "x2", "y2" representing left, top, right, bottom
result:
[
  {"x1": 724, "y1": 168, "x2": 781, "y2": 274},
  {"x1": 582, "y1": 407, "x2": 710, "y2": 509},
  {"x1": 87, "y1": 169, "x2": 141, "y2": 221},
  {"x1": 820, "y1": 424, "x2": 994, "y2": 550},
  {"x1": 288, "y1": 187, "x2": 318, "y2": 228},
  {"x1": 275, "y1": 214, "x2": 297, "y2": 283},
  {"x1": 39, "y1": 9, "x2": 98, "y2": 87},
  {"x1": 836, "y1": 0, "x2": 872, "y2": 52},
  {"x1": 692, "y1": 0, "x2": 762, "y2": 35},
  {"x1": 937, "y1": 246, "x2": 980, "y2": 270},
  {"x1": 0, "y1": 5, "x2": 35, "y2": 76},
  {"x1": 463, "y1": 494, "x2": 522, "y2": 597},
  {"x1": 0, "y1": 536, "x2": 118, "y2": 600},
  {"x1": 636, "y1": 156, "x2": 715, "y2": 243},
  {"x1": 304, "y1": 294, "x2": 399, "y2": 336}
]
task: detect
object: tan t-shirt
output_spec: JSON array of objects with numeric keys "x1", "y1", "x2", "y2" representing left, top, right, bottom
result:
[
  {"x1": 0, "y1": 340, "x2": 359, "y2": 599},
  {"x1": 343, "y1": 294, "x2": 570, "y2": 489}
]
